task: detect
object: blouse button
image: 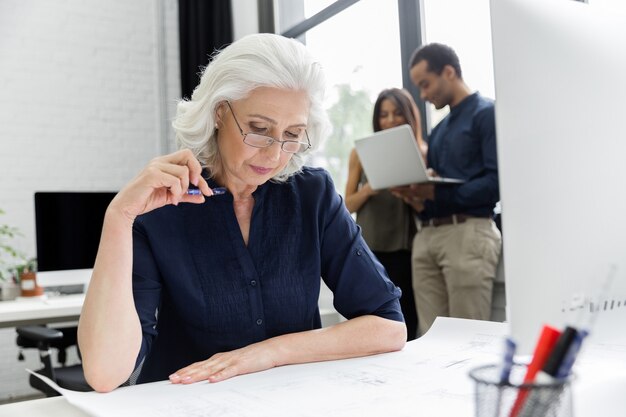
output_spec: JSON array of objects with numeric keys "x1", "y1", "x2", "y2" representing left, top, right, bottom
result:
[
  {"x1": 256, "y1": 319, "x2": 263, "y2": 325},
  {"x1": 356, "y1": 249, "x2": 362, "y2": 256},
  {"x1": 250, "y1": 280, "x2": 257, "y2": 286}
]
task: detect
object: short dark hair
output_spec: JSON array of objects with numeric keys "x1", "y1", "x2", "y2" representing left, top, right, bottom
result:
[
  {"x1": 372, "y1": 88, "x2": 421, "y2": 135},
  {"x1": 409, "y1": 43, "x2": 462, "y2": 79}
]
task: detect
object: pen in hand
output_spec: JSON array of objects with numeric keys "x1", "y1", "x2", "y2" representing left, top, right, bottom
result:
[{"x1": 187, "y1": 187, "x2": 227, "y2": 196}]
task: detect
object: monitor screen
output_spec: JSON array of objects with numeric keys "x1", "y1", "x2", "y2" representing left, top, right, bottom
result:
[
  {"x1": 34, "y1": 192, "x2": 116, "y2": 273},
  {"x1": 491, "y1": 0, "x2": 626, "y2": 353}
]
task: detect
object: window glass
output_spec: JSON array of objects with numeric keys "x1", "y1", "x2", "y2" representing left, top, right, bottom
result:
[
  {"x1": 282, "y1": 0, "x2": 403, "y2": 195},
  {"x1": 303, "y1": 0, "x2": 338, "y2": 19},
  {"x1": 422, "y1": 0, "x2": 494, "y2": 128},
  {"x1": 275, "y1": 0, "x2": 342, "y2": 34}
]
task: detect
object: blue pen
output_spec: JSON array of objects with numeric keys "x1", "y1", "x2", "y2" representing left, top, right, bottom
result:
[
  {"x1": 187, "y1": 187, "x2": 227, "y2": 196},
  {"x1": 555, "y1": 329, "x2": 588, "y2": 379},
  {"x1": 492, "y1": 337, "x2": 516, "y2": 417},
  {"x1": 499, "y1": 337, "x2": 517, "y2": 383}
]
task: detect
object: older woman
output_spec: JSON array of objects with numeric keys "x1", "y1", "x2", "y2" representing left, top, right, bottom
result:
[{"x1": 78, "y1": 33, "x2": 406, "y2": 393}]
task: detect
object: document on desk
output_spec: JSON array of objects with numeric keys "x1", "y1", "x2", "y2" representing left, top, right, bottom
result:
[{"x1": 30, "y1": 317, "x2": 508, "y2": 417}]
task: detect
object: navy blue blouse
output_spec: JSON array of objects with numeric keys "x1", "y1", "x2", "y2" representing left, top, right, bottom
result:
[{"x1": 132, "y1": 167, "x2": 403, "y2": 383}]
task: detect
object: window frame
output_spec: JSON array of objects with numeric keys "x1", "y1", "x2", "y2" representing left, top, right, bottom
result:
[{"x1": 269, "y1": 0, "x2": 427, "y2": 135}]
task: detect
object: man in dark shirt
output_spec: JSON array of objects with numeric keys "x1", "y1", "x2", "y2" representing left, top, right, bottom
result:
[{"x1": 393, "y1": 43, "x2": 501, "y2": 335}]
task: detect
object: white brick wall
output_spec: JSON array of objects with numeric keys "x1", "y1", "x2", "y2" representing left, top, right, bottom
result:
[{"x1": 0, "y1": 0, "x2": 180, "y2": 401}]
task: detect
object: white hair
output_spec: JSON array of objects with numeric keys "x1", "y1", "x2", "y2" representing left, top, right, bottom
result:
[{"x1": 173, "y1": 33, "x2": 330, "y2": 182}]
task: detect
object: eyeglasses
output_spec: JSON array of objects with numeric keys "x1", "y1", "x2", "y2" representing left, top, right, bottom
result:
[{"x1": 226, "y1": 101, "x2": 311, "y2": 154}]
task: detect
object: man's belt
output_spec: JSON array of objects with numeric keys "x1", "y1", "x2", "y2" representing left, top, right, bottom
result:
[{"x1": 419, "y1": 214, "x2": 490, "y2": 228}]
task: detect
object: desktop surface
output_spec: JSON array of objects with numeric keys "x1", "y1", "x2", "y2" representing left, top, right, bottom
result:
[
  {"x1": 1, "y1": 317, "x2": 623, "y2": 417},
  {"x1": 0, "y1": 397, "x2": 89, "y2": 417},
  {"x1": 0, "y1": 293, "x2": 84, "y2": 328}
]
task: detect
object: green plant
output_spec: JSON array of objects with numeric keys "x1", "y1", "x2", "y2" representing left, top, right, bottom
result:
[
  {"x1": 15, "y1": 257, "x2": 37, "y2": 277},
  {"x1": 0, "y1": 208, "x2": 26, "y2": 282}
]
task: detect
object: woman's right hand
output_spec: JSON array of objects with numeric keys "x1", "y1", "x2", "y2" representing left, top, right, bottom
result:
[{"x1": 109, "y1": 149, "x2": 212, "y2": 223}]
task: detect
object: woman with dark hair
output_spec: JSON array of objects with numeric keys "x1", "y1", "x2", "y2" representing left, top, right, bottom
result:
[{"x1": 345, "y1": 88, "x2": 426, "y2": 340}]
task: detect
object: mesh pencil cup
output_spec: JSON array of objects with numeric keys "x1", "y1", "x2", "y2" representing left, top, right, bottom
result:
[{"x1": 468, "y1": 363, "x2": 573, "y2": 417}]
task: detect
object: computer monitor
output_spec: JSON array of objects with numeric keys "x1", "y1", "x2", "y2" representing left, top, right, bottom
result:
[
  {"x1": 34, "y1": 192, "x2": 116, "y2": 292},
  {"x1": 491, "y1": 0, "x2": 626, "y2": 353}
]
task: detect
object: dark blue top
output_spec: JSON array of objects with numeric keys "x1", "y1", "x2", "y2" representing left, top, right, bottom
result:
[
  {"x1": 131, "y1": 167, "x2": 403, "y2": 384},
  {"x1": 420, "y1": 92, "x2": 499, "y2": 220}
]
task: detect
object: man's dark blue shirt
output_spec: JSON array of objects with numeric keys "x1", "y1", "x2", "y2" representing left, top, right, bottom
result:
[{"x1": 420, "y1": 92, "x2": 499, "y2": 220}]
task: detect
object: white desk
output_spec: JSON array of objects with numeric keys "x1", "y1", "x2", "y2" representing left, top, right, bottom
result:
[
  {"x1": 0, "y1": 294, "x2": 84, "y2": 328},
  {"x1": 0, "y1": 317, "x2": 624, "y2": 417},
  {"x1": 0, "y1": 318, "x2": 509, "y2": 417},
  {"x1": 0, "y1": 397, "x2": 88, "y2": 417}
]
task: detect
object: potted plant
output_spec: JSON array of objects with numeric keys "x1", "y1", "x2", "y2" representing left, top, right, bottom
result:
[{"x1": 0, "y1": 208, "x2": 26, "y2": 301}]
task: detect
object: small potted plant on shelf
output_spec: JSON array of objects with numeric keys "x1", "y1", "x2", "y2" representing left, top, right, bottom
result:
[{"x1": 0, "y1": 208, "x2": 26, "y2": 301}]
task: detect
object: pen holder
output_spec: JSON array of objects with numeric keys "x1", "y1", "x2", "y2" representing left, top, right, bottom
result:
[{"x1": 468, "y1": 364, "x2": 573, "y2": 417}]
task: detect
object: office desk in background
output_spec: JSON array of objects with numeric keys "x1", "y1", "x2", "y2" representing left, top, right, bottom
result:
[
  {"x1": 0, "y1": 269, "x2": 91, "y2": 328},
  {"x1": 0, "y1": 294, "x2": 84, "y2": 329}
]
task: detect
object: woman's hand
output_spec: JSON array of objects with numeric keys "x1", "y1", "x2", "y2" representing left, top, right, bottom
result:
[
  {"x1": 109, "y1": 149, "x2": 212, "y2": 222},
  {"x1": 361, "y1": 182, "x2": 378, "y2": 198},
  {"x1": 169, "y1": 315, "x2": 406, "y2": 385},
  {"x1": 169, "y1": 341, "x2": 279, "y2": 384},
  {"x1": 390, "y1": 183, "x2": 434, "y2": 213}
]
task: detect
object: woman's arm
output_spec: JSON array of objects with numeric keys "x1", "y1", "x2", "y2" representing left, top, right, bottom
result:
[
  {"x1": 78, "y1": 209, "x2": 141, "y2": 392},
  {"x1": 78, "y1": 149, "x2": 210, "y2": 392},
  {"x1": 344, "y1": 149, "x2": 377, "y2": 213},
  {"x1": 416, "y1": 131, "x2": 428, "y2": 162},
  {"x1": 169, "y1": 315, "x2": 406, "y2": 384}
]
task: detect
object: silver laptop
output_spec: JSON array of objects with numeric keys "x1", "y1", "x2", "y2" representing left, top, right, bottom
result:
[{"x1": 354, "y1": 124, "x2": 464, "y2": 190}]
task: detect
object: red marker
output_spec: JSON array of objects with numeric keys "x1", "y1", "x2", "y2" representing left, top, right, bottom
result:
[{"x1": 509, "y1": 324, "x2": 562, "y2": 417}]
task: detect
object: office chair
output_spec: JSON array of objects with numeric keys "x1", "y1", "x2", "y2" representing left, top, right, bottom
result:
[{"x1": 16, "y1": 325, "x2": 92, "y2": 396}]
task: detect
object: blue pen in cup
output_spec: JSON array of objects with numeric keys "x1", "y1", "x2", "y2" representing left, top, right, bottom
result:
[
  {"x1": 499, "y1": 337, "x2": 517, "y2": 384},
  {"x1": 492, "y1": 337, "x2": 516, "y2": 417}
]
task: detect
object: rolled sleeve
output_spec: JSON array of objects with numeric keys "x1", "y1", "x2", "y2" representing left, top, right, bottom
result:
[
  {"x1": 317, "y1": 171, "x2": 404, "y2": 322},
  {"x1": 132, "y1": 219, "x2": 162, "y2": 369}
]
